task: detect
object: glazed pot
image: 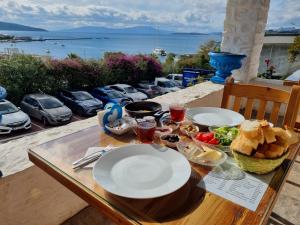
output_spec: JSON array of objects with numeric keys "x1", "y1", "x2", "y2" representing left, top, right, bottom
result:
[{"x1": 208, "y1": 52, "x2": 246, "y2": 84}]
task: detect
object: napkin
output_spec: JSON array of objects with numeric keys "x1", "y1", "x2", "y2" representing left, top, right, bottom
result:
[{"x1": 83, "y1": 146, "x2": 115, "y2": 168}]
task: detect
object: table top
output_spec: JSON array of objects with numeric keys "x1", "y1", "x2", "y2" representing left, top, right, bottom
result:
[{"x1": 28, "y1": 125, "x2": 300, "y2": 225}]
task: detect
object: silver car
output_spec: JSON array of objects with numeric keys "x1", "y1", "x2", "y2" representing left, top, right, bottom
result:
[
  {"x1": 20, "y1": 94, "x2": 72, "y2": 126},
  {"x1": 0, "y1": 99, "x2": 31, "y2": 134}
]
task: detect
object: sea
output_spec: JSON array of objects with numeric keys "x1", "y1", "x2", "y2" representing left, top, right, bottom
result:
[{"x1": 0, "y1": 31, "x2": 222, "y2": 60}]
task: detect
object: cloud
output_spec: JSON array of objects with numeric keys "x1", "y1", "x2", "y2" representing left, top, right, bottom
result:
[
  {"x1": 0, "y1": 0, "x2": 298, "y2": 32},
  {"x1": 267, "y1": 0, "x2": 300, "y2": 28},
  {"x1": 0, "y1": 0, "x2": 226, "y2": 31}
]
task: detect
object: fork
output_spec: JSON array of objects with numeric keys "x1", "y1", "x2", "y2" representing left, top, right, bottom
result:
[{"x1": 72, "y1": 145, "x2": 112, "y2": 166}]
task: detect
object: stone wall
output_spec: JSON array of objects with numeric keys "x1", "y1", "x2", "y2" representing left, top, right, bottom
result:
[
  {"x1": 0, "y1": 82, "x2": 224, "y2": 225},
  {"x1": 222, "y1": 0, "x2": 270, "y2": 82}
]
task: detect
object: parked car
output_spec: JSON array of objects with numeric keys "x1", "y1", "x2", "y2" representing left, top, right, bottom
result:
[
  {"x1": 0, "y1": 99, "x2": 31, "y2": 134},
  {"x1": 20, "y1": 94, "x2": 72, "y2": 126},
  {"x1": 58, "y1": 90, "x2": 103, "y2": 116},
  {"x1": 91, "y1": 87, "x2": 133, "y2": 107},
  {"x1": 169, "y1": 80, "x2": 184, "y2": 89},
  {"x1": 134, "y1": 83, "x2": 163, "y2": 98},
  {"x1": 154, "y1": 78, "x2": 181, "y2": 93},
  {"x1": 109, "y1": 84, "x2": 148, "y2": 101},
  {"x1": 166, "y1": 74, "x2": 183, "y2": 86}
]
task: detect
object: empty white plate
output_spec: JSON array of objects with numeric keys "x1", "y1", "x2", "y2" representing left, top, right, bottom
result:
[
  {"x1": 187, "y1": 107, "x2": 245, "y2": 127},
  {"x1": 93, "y1": 144, "x2": 191, "y2": 199}
]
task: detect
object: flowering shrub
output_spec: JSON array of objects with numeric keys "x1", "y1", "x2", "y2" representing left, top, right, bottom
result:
[{"x1": 101, "y1": 53, "x2": 162, "y2": 84}]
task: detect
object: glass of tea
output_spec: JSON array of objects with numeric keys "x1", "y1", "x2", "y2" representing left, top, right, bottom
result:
[
  {"x1": 136, "y1": 120, "x2": 156, "y2": 143},
  {"x1": 169, "y1": 104, "x2": 186, "y2": 122}
]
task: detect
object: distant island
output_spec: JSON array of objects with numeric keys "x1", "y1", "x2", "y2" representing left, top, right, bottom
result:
[
  {"x1": 173, "y1": 32, "x2": 222, "y2": 36},
  {"x1": 265, "y1": 27, "x2": 300, "y2": 36},
  {"x1": 0, "y1": 21, "x2": 47, "y2": 31},
  {"x1": 58, "y1": 26, "x2": 170, "y2": 34}
]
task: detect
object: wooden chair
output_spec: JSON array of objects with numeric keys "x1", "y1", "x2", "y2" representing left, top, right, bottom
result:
[
  {"x1": 283, "y1": 79, "x2": 300, "y2": 129},
  {"x1": 221, "y1": 78, "x2": 300, "y2": 128}
]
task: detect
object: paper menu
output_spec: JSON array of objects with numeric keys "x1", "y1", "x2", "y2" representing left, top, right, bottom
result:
[{"x1": 199, "y1": 170, "x2": 274, "y2": 211}]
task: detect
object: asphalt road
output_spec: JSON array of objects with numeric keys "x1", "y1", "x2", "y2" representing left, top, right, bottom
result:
[{"x1": 0, "y1": 115, "x2": 85, "y2": 143}]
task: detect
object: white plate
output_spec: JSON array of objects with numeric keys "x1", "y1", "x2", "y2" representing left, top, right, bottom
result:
[
  {"x1": 187, "y1": 107, "x2": 245, "y2": 127},
  {"x1": 93, "y1": 144, "x2": 191, "y2": 199}
]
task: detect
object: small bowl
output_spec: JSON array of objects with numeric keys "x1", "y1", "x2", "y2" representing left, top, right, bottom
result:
[
  {"x1": 177, "y1": 141, "x2": 227, "y2": 167},
  {"x1": 154, "y1": 126, "x2": 173, "y2": 138},
  {"x1": 160, "y1": 116, "x2": 180, "y2": 131},
  {"x1": 180, "y1": 122, "x2": 199, "y2": 137},
  {"x1": 160, "y1": 134, "x2": 181, "y2": 148},
  {"x1": 105, "y1": 118, "x2": 131, "y2": 135}
]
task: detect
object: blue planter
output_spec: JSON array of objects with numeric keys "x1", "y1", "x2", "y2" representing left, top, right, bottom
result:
[{"x1": 209, "y1": 52, "x2": 246, "y2": 84}]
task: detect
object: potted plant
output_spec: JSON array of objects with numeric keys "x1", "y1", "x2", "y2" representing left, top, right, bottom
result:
[{"x1": 208, "y1": 52, "x2": 246, "y2": 84}]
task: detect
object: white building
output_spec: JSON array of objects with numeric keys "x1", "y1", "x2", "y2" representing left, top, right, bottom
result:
[{"x1": 258, "y1": 35, "x2": 300, "y2": 76}]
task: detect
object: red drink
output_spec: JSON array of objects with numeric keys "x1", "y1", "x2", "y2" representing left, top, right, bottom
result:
[
  {"x1": 170, "y1": 105, "x2": 186, "y2": 122},
  {"x1": 136, "y1": 121, "x2": 156, "y2": 143}
]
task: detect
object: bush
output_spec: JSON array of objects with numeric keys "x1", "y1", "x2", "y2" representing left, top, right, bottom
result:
[
  {"x1": 288, "y1": 36, "x2": 300, "y2": 63},
  {"x1": 134, "y1": 55, "x2": 162, "y2": 81},
  {"x1": 0, "y1": 55, "x2": 50, "y2": 103},
  {"x1": 101, "y1": 53, "x2": 162, "y2": 84}
]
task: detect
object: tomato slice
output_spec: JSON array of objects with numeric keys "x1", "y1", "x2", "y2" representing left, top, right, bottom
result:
[
  {"x1": 208, "y1": 138, "x2": 219, "y2": 145},
  {"x1": 201, "y1": 132, "x2": 214, "y2": 142}
]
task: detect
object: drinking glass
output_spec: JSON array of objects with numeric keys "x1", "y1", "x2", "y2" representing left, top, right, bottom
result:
[
  {"x1": 169, "y1": 104, "x2": 186, "y2": 122},
  {"x1": 136, "y1": 120, "x2": 156, "y2": 143}
]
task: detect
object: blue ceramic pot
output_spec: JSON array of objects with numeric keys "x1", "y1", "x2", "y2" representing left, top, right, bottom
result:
[{"x1": 209, "y1": 52, "x2": 246, "y2": 84}]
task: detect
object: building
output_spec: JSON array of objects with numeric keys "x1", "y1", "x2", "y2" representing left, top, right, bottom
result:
[{"x1": 258, "y1": 34, "x2": 300, "y2": 76}]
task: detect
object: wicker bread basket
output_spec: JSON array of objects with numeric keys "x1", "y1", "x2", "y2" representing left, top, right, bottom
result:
[{"x1": 232, "y1": 150, "x2": 289, "y2": 174}]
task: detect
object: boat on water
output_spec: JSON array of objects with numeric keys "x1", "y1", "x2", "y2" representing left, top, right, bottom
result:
[
  {"x1": 153, "y1": 48, "x2": 167, "y2": 56},
  {"x1": 46, "y1": 49, "x2": 51, "y2": 54}
]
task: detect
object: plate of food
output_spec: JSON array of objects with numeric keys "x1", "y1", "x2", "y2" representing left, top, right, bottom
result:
[
  {"x1": 93, "y1": 144, "x2": 191, "y2": 199},
  {"x1": 230, "y1": 120, "x2": 299, "y2": 174},
  {"x1": 179, "y1": 122, "x2": 199, "y2": 137},
  {"x1": 160, "y1": 115, "x2": 180, "y2": 130},
  {"x1": 160, "y1": 134, "x2": 181, "y2": 148},
  {"x1": 186, "y1": 107, "x2": 245, "y2": 127},
  {"x1": 177, "y1": 141, "x2": 227, "y2": 167},
  {"x1": 192, "y1": 126, "x2": 239, "y2": 153},
  {"x1": 104, "y1": 118, "x2": 132, "y2": 135}
]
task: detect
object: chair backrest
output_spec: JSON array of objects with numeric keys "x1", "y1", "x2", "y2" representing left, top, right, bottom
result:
[
  {"x1": 221, "y1": 79, "x2": 300, "y2": 128},
  {"x1": 283, "y1": 80, "x2": 300, "y2": 130},
  {"x1": 283, "y1": 80, "x2": 300, "y2": 86}
]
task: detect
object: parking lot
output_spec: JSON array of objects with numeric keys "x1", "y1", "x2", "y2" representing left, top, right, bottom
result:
[{"x1": 0, "y1": 115, "x2": 85, "y2": 143}]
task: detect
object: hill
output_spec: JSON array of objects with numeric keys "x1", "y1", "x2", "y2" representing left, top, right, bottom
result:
[
  {"x1": 0, "y1": 21, "x2": 46, "y2": 31},
  {"x1": 59, "y1": 26, "x2": 170, "y2": 34}
]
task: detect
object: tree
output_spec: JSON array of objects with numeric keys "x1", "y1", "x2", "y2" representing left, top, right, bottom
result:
[
  {"x1": 162, "y1": 40, "x2": 219, "y2": 74},
  {"x1": 162, "y1": 53, "x2": 176, "y2": 75},
  {"x1": 288, "y1": 36, "x2": 300, "y2": 63}
]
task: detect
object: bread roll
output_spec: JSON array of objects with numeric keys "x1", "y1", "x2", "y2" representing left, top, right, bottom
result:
[
  {"x1": 264, "y1": 144, "x2": 285, "y2": 158},
  {"x1": 240, "y1": 120, "x2": 261, "y2": 139},
  {"x1": 230, "y1": 135, "x2": 253, "y2": 155},
  {"x1": 262, "y1": 126, "x2": 276, "y2": 144}
]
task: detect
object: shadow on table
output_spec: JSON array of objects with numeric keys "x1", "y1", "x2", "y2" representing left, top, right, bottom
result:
[{"x1": 105, "y1": 169, "x2": 206, "y2": 223}]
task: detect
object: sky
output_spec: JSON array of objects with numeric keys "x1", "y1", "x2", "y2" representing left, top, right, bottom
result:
[{"x1": 0, "y1": 0, "x2": 299, "y2": 32}]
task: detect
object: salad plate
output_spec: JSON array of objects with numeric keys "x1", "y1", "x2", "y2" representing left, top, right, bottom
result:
[
  {"x1": 192, "y1": 126, "x2": 239, "y2": 153},
  {"x1": 186, "y1": 107, "x2": 245, "y2": 127},
  {"x1": 93, "y1": 144, "x2": 191, "y2": 199}
]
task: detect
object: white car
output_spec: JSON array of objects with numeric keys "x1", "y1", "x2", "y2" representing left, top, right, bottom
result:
[
  {"x1": 0, "y1": 99, "x2": 31, "y2": 134},
  {"x1": 154, "y1": 78, "x2": 181, "y2": 94},
  {"x1": 109, "y1": 84, "x2": 148, "y2": 102},
  {"x1": 166, "y1": 74, "x2": 183, "y2": 86}
]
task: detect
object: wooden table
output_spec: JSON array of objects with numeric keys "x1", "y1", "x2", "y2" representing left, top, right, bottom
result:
[{"x1": 28, "y1": 125, "x2": 300, "y2": 225}]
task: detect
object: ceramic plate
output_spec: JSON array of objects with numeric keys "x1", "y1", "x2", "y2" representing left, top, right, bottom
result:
[
  {"x1": 93, "y1": 144, "x2": 191, "y2": 199},
  {"x1": 187, "y1": 107, "x2": 245, "y2": 127}
]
